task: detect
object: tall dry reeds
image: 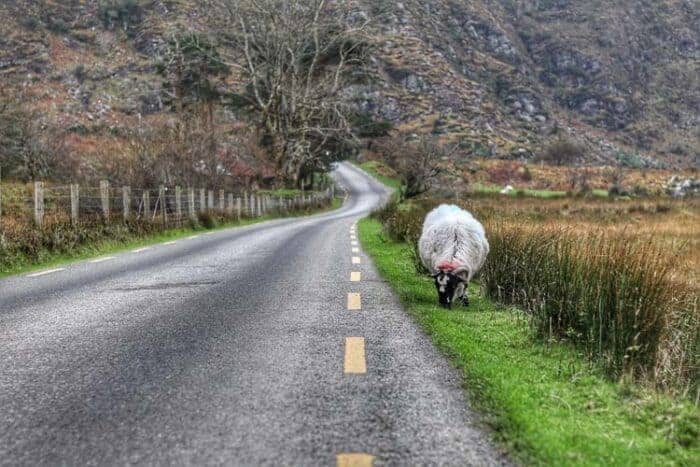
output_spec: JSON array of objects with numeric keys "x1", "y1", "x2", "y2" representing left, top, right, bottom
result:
[{"x1": 480, "y1": 222, "x2": 697, "y2": 389}]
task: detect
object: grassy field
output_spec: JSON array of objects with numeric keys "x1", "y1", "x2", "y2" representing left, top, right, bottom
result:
[
  {"x1": 0, "y1": 196, "x2": 342, "y2": 278},
  {"x1": 359, "y1": 218, "x2": 699, "y2": 466}
]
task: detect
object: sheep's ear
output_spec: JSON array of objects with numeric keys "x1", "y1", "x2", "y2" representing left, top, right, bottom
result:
[{"x1": 455, "y1": 270, "x2": 468, "y2": 282}]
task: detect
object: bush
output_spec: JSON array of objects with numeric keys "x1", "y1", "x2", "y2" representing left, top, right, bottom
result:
[
  {"x1": 352, "y1": 113, "x2": 393, "y2": 138},
  {"x1": 538, "y1": 137, "x2": 586, "y2": 165},
  {"x1": 99, "y1": 0, "x2": 142, "y2": 33},
  {"x1": 196, "y1": 211, "x2": 217, "y2": 229},
  {"x1": 21, "y1": 17, "x2": 41, "y2": 31}
]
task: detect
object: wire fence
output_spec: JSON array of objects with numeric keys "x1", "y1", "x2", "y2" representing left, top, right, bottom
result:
[{"x1": 0, "y1": 181, "x2": 336, "y2": 230}]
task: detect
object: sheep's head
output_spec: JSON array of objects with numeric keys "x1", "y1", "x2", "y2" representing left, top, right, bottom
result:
[{"x1": 432, "y1": 271, "x2": 465, "y2": 309}]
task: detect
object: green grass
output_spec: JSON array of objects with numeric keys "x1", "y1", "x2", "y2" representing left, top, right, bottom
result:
[
  {"x1": 353, "y1": 160, "x2": 402, "y2": 192},
  {"x1": 472, "y1": 184, "x2": 610, "y2": 199},
  {"x1": 0, "y1": 197, "x2": 342, "y2": 279},
  {"x1": 358, "y1": 218, "x2": 699, "y2": 466}
]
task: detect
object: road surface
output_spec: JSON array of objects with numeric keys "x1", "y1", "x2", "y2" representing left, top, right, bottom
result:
[{"x1": 0, "y1": 163, "x2": 506, "y2": 466}]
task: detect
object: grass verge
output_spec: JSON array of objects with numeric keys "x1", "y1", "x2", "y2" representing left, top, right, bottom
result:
[
  {"x1": 358, "y1": 217, "x2": 699, "y2": 466},
  {"x1": 352, "y1": 160, "x2": 402, "y2": 192},
  {"x1": 0, "y1": 197, "x2": 342, "y2": 279}
]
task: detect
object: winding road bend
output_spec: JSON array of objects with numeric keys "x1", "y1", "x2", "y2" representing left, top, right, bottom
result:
[{"x1": 0, "y1": 163, "x2": 506, "y2": 466}]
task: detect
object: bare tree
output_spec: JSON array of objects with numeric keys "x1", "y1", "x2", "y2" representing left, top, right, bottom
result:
[
  {"x1": 379, "y1": 136, "x2": 449, "y2": 199},
  {"x1": 214, "y1": 0, "x2": 370, "y2": 186}
]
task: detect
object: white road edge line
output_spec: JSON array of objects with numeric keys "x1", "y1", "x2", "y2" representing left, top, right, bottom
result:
[
  {"x1": 132, "y1": 247, "x2": 150, "y2": 253},
  {"x1": 27, "y1": 268, "x2": 65, "y2": 278},
  {"x1": 89, "y1": 257, "x2": 114, "y2": 264}
]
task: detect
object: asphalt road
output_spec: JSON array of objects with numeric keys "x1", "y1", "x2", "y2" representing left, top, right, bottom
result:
[{"x1": 0, "y1": 163, "x2": 506, "y2": 466}]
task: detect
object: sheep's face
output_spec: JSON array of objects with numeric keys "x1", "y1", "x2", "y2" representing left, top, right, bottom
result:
[{"x1": 432, "y1": 272, "x2": 464, "y2": 309}]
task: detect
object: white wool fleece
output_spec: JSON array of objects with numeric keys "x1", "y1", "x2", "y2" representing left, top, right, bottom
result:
[{"x1": 418, "y1": 204, "x2": 490, "y2": 281}]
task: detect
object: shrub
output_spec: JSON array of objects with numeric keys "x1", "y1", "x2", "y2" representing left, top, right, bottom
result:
[
  {"x1": 197, "y1": 211, "x2": 217, "y2": 229},
  {"x1": 538, "y1": 137, "x2": 586, "y2": 165},
  {"x1": 21, "y1": 17, "x2": 41, "y2": 31},
  {"x1": 99, "y1": 0, "x2": 142, "y2": 33}
]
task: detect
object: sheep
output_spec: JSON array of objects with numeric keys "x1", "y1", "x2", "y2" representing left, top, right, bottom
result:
[{"x1": 418, "y1": 204, "x2": 489, "y2": 308}]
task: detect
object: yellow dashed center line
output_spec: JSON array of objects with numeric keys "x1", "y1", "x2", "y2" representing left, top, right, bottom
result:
[
  {"x1": 352, "y1": 256, "x2": 361, "y2": 264},
  {"x1": 350, "y1": 271, "x2": 361, "y2": 282},
  {"x1": 347, "y1": 293, "x2": 361, "y2": 310},
  {"x1": 337, "y1": 453, "x2": 374, "y2": 467},
  {"x1": 344, "y1": 337, "x2": 367, "y2": 374}
]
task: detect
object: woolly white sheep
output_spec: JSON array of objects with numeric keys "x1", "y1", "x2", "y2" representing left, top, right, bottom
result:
[{"x1": 418, "y1": 204, "x2": 490, "y2": 308}]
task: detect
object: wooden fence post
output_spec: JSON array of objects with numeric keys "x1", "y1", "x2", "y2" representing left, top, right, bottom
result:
[
  {"x1": 159, "y1": 185, "x2": 167, "y2": 224},
  {"x1": 100, "y1": 180, "x2": 110, "y2": 221},
  {"x1": 219, "y1": 190, "x2": 225, "y2": 213},
  {"x1": 70, "y1": 184, "x2": 79, "y2": 224},
  {"x1": 227, "y1": 193, "x2": 234, "y2": 216},
  {"x1": 175, "y1": 186, "x2": 182, "y2": 224},
  {"x1": 142, "y1": 191, "x2": 151, "y2": 220},
  {"x1": 34, "y1": 181, "x2": 44, "y2": 227},
  {"x1": 207, "y1": 190, "x2": 214, "y2": 211},
  {"x1": 257, "y1": 196, "x2": 262, "y2": 217},
  {"x1": 236, "y1": 197, "x2": 242, "y2": 220},
  {"x1": 199, "y1": 188, "x2": 206, "y2": 213},
  {"x1": 188, "y1": 188, "x2": 196, "y2": 219},
  {"x1": 250, "y1": 194, "x2": 256, "y2": 217},
  {"x1": 122, "y1": 186, "x2": 130, "y2": 221}
]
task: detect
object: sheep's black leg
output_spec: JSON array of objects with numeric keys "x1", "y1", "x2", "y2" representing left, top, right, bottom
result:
[{"x1": 457, "y1": 283, "x2": 469, "y2": 306}]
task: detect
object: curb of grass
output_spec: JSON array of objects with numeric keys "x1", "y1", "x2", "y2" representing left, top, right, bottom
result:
[
  {"x1": 1, "y1": 197, "x2": 343, "y2": 279},
  {"x1": 358, "y1": 217, "x2": 699, "y2": 466}
]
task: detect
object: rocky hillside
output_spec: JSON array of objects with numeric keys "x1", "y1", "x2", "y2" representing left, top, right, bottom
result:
[{"x1": 1, "y1": 0, "x2": 698, "y2": 169}]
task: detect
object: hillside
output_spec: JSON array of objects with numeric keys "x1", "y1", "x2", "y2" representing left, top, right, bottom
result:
[{"x1": 1, "y1": 0, "x2": 698, "y2": 175}]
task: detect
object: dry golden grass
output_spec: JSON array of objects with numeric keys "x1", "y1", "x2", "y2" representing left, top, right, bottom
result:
[
  {"x1": 460, "y1": 159, "x2": 698, "y2": 195},
  {"x1": 467, "y1": 196, "x2": 699, "y2": 394},
  {"x1": 462, "y1": 196, "x2": 699, "y2": 291}
]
